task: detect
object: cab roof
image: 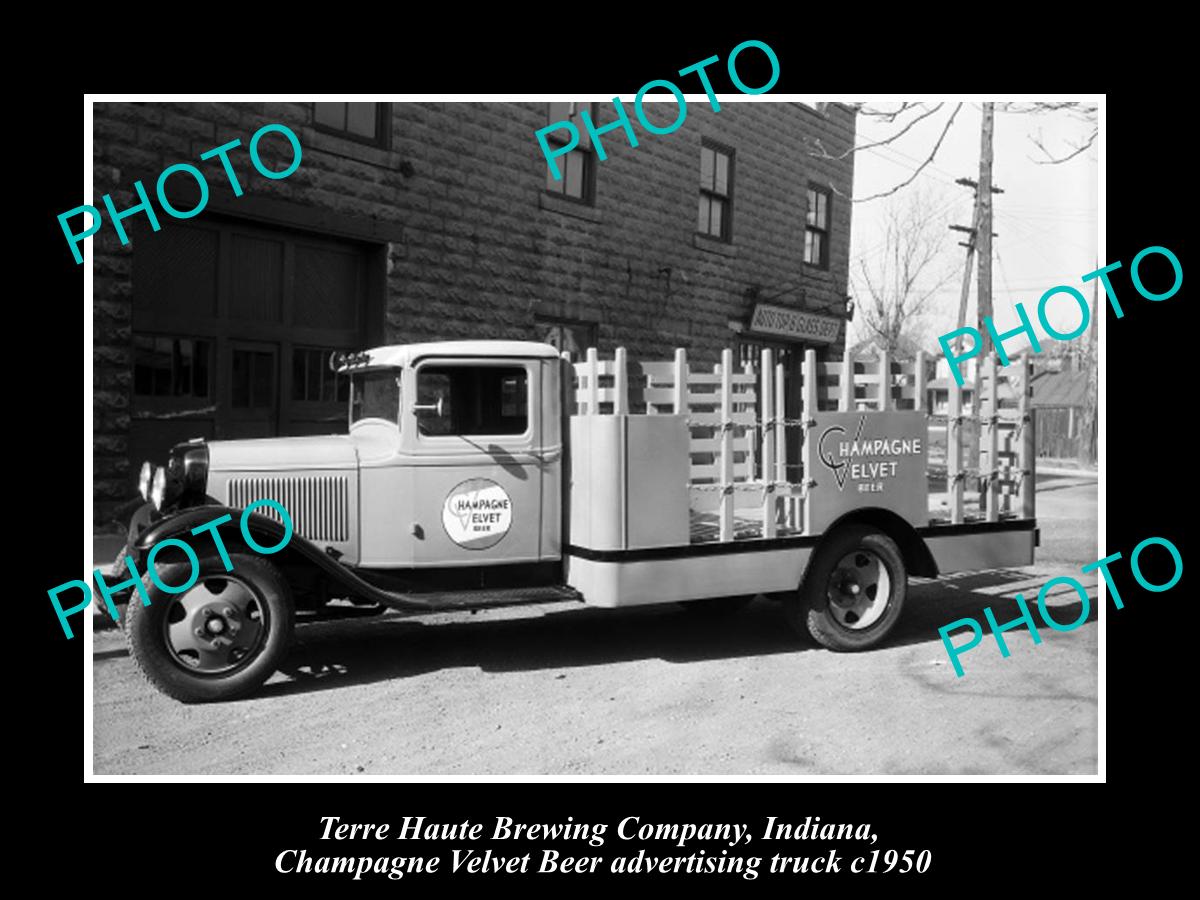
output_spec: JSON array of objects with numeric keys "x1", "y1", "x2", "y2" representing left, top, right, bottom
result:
[{"x1": 346, "y1": 340, "x2": 562, "y2": 370}]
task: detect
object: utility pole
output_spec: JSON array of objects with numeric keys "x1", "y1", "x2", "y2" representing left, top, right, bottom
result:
[
  {"x1": 950, "y1": 174, "x2": 1002, "y2": 358},
  {"x1": 950, "y1": 181, "x2": 981, "y2": 356},
  {"x1": 977, "y1": 103, "x2": 995, "y2": 357},
  {"x1": 1079, "y1": 262, "x2": 1099, "y2": 466},
  {"x1": 949, "y1": 104, "x2": 1003, "y2": 506}
]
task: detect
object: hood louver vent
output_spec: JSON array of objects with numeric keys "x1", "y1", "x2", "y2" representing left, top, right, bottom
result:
[{"x1": 227, "y1": 476, "x2": 350, "y2": 543}]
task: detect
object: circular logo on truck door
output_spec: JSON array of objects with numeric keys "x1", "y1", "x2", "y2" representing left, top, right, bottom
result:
[{"x1": 442, "y1": 478, "x2": 513, "y2": 550}]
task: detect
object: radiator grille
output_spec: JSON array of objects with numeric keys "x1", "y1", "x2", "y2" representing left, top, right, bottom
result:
[{"x1": 227, "y1": 476, "x2": 351, "y2": 543}]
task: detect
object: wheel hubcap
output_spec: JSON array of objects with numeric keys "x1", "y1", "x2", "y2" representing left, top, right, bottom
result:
[
  {"x1": 827, "y1": 549, "x2": 890, "y2": 630},
  {"x1": 163, "y1": 576, "x2": 267, "y2": 675}
]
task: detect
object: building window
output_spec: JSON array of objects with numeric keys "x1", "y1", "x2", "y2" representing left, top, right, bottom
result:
[
  {"x1": 698, "y1": 142, "x2": 733, "y2": 241},
  {"x1": 805, "y1": 185, "x2": 831, "y2": 268},
  {"x1": 292, "y1": 346, "x2": 351, "y2": 403},
  {"x1": 133, "y1": 336, "x2": 211, "y2": 398},
  {"x1": 231, "y1": 348, "x2": 276, "y2": 409},
  {"x1": 312, "y1": 102, "x2": 390, "y2": 148},
  {"x1": 544, "y1": 102, "x2": 594, "y2": 203},
  {"x1": 416, "y1": 366, "x2": 529, "y2": 436},
  {"x1": 537, "y1": 316, "x2": 598, "y2": 360}
]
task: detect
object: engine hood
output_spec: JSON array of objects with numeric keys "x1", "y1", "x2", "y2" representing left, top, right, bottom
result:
[{"x1": 207, "y1": 434, "x2": 359, "y2": 473}]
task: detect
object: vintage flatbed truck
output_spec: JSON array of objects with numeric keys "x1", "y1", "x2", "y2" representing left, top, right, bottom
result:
[{"x1": 117, "y1": 340, "x2": 1037, "y2": 702}]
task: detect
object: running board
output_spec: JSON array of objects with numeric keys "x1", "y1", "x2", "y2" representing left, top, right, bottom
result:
[
  {"x1": 400, "y1": 585, "x2": 583, "y2": 612},
  {"x1": 342, "y1": 572, "x2": 582, "y2": 614}
]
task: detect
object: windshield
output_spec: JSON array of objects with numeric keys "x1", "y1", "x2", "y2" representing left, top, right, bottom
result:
[{"x1": 350, "y1": 370, "x2": 401, "y2": 425}]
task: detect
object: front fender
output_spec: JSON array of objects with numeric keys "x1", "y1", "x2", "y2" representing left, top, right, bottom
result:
[
  {"x1": 130, "y1": 504, "x2": 447, "y2": 613},
  {"x1": 132, "y1": 504, "x2": 293, "y2": 554},
  {"x1": 130, "y1": 504, "x2": 384, "y2": 599},
  {"x1": 126, "y1": 501, "x2": 155, "y2": 544}
]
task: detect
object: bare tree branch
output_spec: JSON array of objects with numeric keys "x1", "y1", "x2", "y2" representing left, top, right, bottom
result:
[
  {"x1": 853, "y1": 104, "x2": 962, "y2": 203},
  {"x1": 855, "y1": 102, "x2": 920, "y2": 122},
  {"x1": 809, "y1": 103, "x2": 944, "y2": 160},
  {"x1": 1030, "y1": 127, "x2": 1098, "y2": 164},
  {"x1": 997, "y1": 102, "x2": 1099, "y2": 165},
  {"x1": 999, "y1": 101, "x2": 1097, "y2": 118},
  {"x1": 850, "y1": 189, "x2": 959, "y2": 355}
]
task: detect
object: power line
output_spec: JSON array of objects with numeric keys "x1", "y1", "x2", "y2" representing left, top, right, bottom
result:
[
  {"x1": 862, "y1": 144, "x2": 960, "y2": 189},
  {"x1": 994, "y1": 210, "x2": 1097, "y2": 257},
  {"x1": 993, "y1": 245, "x2": 1024, "y2": 325}
]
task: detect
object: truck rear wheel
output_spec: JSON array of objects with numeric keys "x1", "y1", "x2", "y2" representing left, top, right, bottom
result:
[
  {"x1": 125, "y1": 553, "x2": 294, "y2": 703},
  {"x1": 790, "y1": 526, "x2": 906, "y2": 651}
]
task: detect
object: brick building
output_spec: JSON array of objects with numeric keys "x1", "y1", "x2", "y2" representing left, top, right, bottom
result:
[{"x1": 92, "y1": 100, "x2": 857, "y2": 523}]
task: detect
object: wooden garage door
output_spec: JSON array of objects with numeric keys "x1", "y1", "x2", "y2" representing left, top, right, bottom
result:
[{"x1": 129, "y1": 218, "x2": 372, "y2": 476}]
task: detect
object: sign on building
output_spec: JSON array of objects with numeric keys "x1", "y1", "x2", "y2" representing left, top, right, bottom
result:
[{"x1": 749, "y1": 303, "x2": 842, "y2": 344}]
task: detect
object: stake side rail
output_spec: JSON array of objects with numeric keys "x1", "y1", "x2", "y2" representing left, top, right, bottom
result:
[{"x1": 568, "y1": 346, "x2": 1036, "y2": 549}]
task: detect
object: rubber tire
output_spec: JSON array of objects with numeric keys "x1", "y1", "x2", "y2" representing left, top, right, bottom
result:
[
  {"x1": 678, "y1": 595, "x2": 756, "y2": 616},
  {"x1": 125, "y1": 552, "x2": 294, "y2": 703},
  {"x1": 789, "y1": 526, "x2": 906, "y2": 652},
  {"x1": 117, "y1": 504, "x2": 153, "y2": 632},
  {"x1": 110, "y1": 547, "x2": 136, "y2": 633}
]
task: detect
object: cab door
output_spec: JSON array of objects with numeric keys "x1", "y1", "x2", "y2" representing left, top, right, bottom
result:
[{"x1": 405, "y1": 357, "x2": 545, "y2": 566}]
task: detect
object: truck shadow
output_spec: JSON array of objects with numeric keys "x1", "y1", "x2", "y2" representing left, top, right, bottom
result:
[{"x1": 255, "y1": 566, "x2": 1096, "y2": 700}]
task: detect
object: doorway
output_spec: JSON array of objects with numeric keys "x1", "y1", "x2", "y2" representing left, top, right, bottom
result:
[{"x1": 129, "y1": 218, "x2": 374, "y2": 475}]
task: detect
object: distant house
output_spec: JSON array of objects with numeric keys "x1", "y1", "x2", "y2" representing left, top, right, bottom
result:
[
  {"x1": 1031, "y1": 359, "x2": 1093, "y2": 461},
  {"x1": 927, "y1": 356, "x2": 976, "y2": 416},
  {"x1": 923, "y1": 350, "x2": 1037, "y2": 416},
  {"x1": 846, "y1": 336, "x2": 928, "y2": 410}
]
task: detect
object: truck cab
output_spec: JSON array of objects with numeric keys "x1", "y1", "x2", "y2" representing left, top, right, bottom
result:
[{"x1": 208, "y1": 341, "x2": 564, "y2": 569}]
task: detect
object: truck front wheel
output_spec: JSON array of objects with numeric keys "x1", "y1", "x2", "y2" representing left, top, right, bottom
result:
[
  {"x1": 790, "y1": 526, "x2": 906, "y2": 651},
  {"x1": 125, "y1": 553, "x2": 294, "y2": 703}
]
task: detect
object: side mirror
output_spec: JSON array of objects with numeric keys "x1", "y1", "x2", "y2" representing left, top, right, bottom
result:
[{"x1": 412, "y1": 395, "x2": 445, "y2": 418}]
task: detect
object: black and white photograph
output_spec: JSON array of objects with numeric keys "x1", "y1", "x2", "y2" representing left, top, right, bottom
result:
[{"x1": 80, "y1": 95, "x2": 1103, "y2": 776}]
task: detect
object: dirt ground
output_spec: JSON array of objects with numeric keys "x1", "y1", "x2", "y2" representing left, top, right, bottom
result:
[{"x1": 92, "y1": 473, "x2": 1098, "y2": 776}]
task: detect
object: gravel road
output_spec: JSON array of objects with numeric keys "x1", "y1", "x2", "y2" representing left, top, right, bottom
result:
[{"x1": 92, "y1": 473, "x2": 1098, "y2": 775}]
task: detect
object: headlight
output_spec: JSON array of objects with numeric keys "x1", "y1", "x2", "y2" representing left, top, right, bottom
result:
[
  {"x1": 138, "y1": 462, "x2": 154, "y2": 501},
  {"x1": 180, "y1": 444, "x2": 209, "y2": 499},
  {"x1": 150, "y1": 467, "x2": 167, "y2": 511}
]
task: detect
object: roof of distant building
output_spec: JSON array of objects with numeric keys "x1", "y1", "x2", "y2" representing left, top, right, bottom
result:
[{"x1": 1031, "y1": 368, "x2": 1090, "y2": 408}]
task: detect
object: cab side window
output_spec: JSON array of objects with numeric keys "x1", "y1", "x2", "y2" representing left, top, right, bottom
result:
[{"x1": 417, "y1": 365, "x2": 528, "y2": 436}]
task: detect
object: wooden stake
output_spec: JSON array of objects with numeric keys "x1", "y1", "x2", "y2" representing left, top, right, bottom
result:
[
  {"x1": 949, "y1": 376, "x2": 963, "y2": 524},
  {"x1": 775, "y1": 362, "x2": 787, "y2": 526},
  {"x1": 761, "y1": 347, "x2": 776, "y2": 539},
  {"x1": 985, "y1": 354, "x2": 999, "y2": 522},
  {"x1": 613, "y1": 346, "x2": 628, "y2": 415},
  {"x1": 743, "y1": 361, "x2": 756, "y2": 488},
  {"x1": 802, "y1": 349, "x2": 818, "y2": 534},
  {"x1": 914, "y1": 350, "x2": 927, "y2": 412},
  {"x1": 719, "y1": 349, "x2": 734, "y2": 542},
  {"x1": 585, "y1": 347, "x2": 599, "y2": 416},
  {"x1": 673, "y1": 348, "x2": 687, "y2": 415},
  {"x1": 840, "y1": 349, "x2": 854, "y2": 412},
  {"x1": 1019, "y1": 353, "x2": 1036, "y2": 520},
  {"x1": 879, "y1": 349, "x2": 891, "y2": 412}
]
